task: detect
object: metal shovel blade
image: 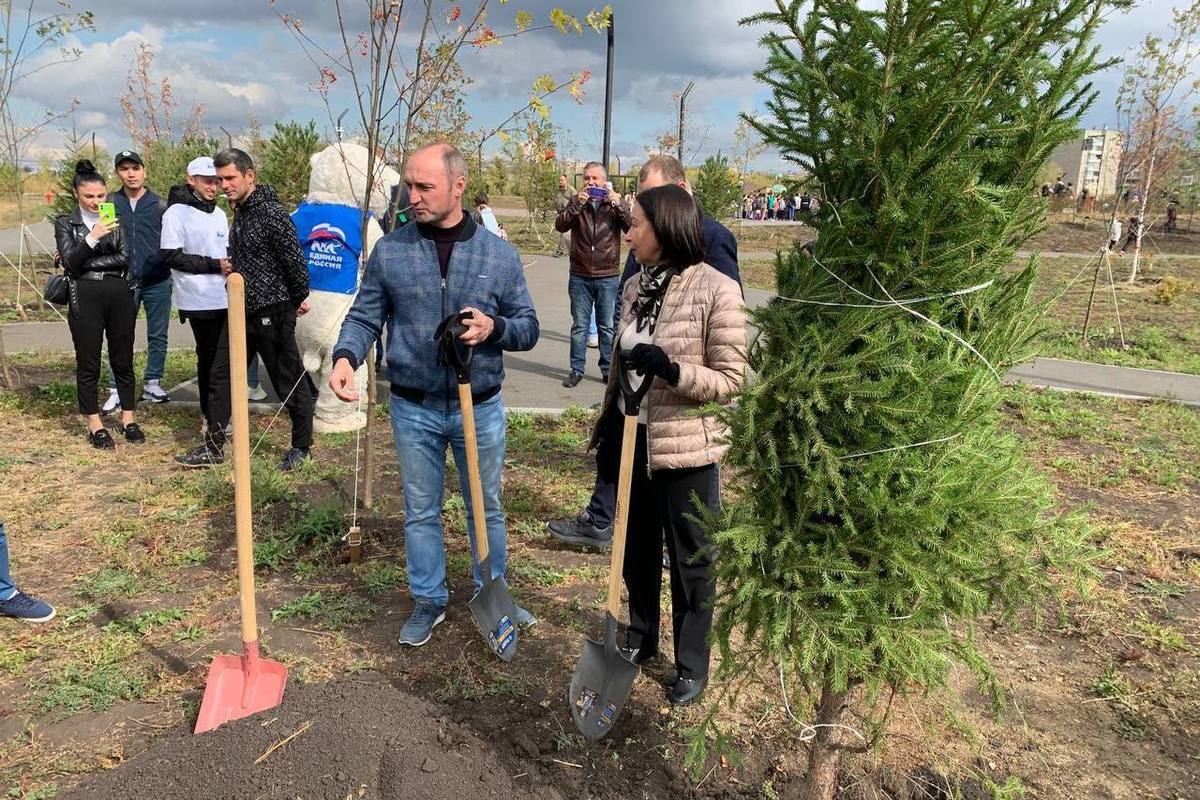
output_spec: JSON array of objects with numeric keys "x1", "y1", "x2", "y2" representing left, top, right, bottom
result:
[
  {"x1": 468, "y1": 574, "x2": 520, "y2": 663},
  {"x1": 194, "y1": 643, "x2": 288, "y2": 734},
  {"x1": 568, "y1": 612, "x2": 638, "y2": 741}
]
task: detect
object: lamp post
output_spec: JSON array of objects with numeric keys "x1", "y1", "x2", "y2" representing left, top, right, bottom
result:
[{"x1": 601, "y1": 12, "x2": 614, "y2": 176}]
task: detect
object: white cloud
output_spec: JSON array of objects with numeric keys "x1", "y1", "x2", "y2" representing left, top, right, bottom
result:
[
  {"x1": 5, "y1": 0, "x2": 1185, "y2": 176},
  {"x1": 13, "y1": 25, "x2": 296, "y2": 155}
]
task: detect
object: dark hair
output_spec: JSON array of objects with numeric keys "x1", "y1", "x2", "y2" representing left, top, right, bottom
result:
[
  {"x1": 474, "y1": 192, "x2": 489, "y2": 206},
  {"x1": 635, "y1": 184, "x2": 704, "y2": 271},
  {"x1": 213, "y1": 148, "x2": 255, "y2": 174},
  {"x1": 72, "y1": 159, "x2": 105, "y2": 190}
]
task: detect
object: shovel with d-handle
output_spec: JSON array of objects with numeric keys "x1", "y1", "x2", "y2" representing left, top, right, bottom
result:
[
  {"x1": 194, "y1": 273, "x2": 288, "y2": 734},
  {"x1": 569, "y1": 353, "x2": 653, "y2": 740},
  {"x1": 435, "y1": 312, "x2": 520, "y2": 662}
]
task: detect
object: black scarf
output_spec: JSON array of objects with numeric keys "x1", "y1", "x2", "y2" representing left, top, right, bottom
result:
[{"x1": 632, "y1": 263, "x2": 680, "y2": 334}]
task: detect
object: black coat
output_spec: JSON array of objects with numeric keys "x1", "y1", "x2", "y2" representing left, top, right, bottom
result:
[
  {"x1": 228, "y1": 184, "x2": 308, "y2": 314},
  {"x1": 54, "y1": 209, "x2": 130, "y2": 278}
]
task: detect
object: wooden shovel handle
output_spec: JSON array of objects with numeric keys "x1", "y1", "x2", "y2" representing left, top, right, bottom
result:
[
  {"x1": 458, "y1": 383, "x2": 491, "y2": 565},
  {"x1": 226, "y1": 274, "x2": 258, "y2": 645},
  {"x1": 606, "y1": 415, "x2": 639, "y2": 618}
]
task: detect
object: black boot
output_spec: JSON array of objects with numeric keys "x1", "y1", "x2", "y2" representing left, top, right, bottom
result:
[{"x1": 668, "y1": 675, "x2": 707, "y2": 706}]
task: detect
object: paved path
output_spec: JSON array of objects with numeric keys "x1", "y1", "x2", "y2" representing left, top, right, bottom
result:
[
  {"x1": 0, "y1": 221, "x2": 54, "y2": 256},
  {"x1": 3, "y1": 254, "x2": 1198, "y2": 410},
  {"x1": 1007, "y1": 359, "x2": 1200, "y2": 406}
]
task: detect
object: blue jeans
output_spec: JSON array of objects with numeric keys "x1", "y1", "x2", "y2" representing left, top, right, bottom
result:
[
  {"x1": 0, "y1": 522, "x2": 15, "y2": 600},
  {"x1": 108, "y1": 277, "x2": 171, "y2": 387},
  {"x1": 389, "y1": 393, "x2": 508, "y2": 607},
  {"x1": 568, "y1": 275, "x2": 617, "y2": 376}
]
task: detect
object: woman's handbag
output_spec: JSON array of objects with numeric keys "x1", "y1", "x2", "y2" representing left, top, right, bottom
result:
[{"x1": 44, "y1": 271, "x2": 70, "y2": 305}]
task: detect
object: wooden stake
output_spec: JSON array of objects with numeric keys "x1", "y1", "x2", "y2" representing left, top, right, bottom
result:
[
  {"x1": 0, "y1": 329, "x2": 14, "y2": 389},
  {"x1": 1102, "y1": 245, "x2": 1127, "y2": 349},
  {"x1": 1080, "y1": 248, "x2": 1104, "y2": 344},
  {"x1": 227, "y1": 275, "x2": 259, "y2": 649},
  {"x1": 363, "y1": 347, "x2": 376, "y2": 510}
]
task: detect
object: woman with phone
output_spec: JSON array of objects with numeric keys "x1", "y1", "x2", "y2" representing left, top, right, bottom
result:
[
  {"x1": 592, "y1": 184, "x2": 747, "y2": 705},
  {"x1": 53, "y1": 160, "x2": 144, "y2": 448}
]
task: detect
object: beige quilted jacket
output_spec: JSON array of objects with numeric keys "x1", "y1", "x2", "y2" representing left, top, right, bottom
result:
[{"x1": 589, "y1": 262, "x2": 748, "y2": 470}]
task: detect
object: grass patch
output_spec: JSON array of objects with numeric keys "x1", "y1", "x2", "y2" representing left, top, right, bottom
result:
[
  {"x1": 1131, "y1": 616, "x2": 1189, "y2": 653},
  {"x1": 270, "y1": 591, "x2": 375, "y2": 629},
  {"x1": 255, "y1": 498, "x2": 347, "y2": 571},
  {"x1": 1027, "y1": 255, "x2": 1200, "y2": 374},
  {"x1": 508, "y1": 558, "x2": 602, "y2": 588},
  {"x1": 34, "y1": 630, "x2": 150, "y2": 716},
  {"x1": 0, "y1": 644, "x2": 30, "y2": 675},
  {"x1": 361, "y1": 561, "x2": 407, "y2": 595},
  {"x1": 75, "y1": 567, "x2": 144, "y2": 601},
  {"x1": 434, "y1": 653, "x2": 532, "y2": 702}
]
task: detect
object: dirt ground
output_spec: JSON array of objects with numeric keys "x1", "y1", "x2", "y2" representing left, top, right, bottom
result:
[
  {"x1": 0, "y1": 361, "x2": 1197, "y2": 800},
  {"x1": 63, "y1": 678, "x2": 555, "y2": 800}
]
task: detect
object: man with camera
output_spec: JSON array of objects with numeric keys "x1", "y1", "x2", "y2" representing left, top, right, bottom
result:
[{"x1": 553, "y1": 161, "x2": 629, "y2": 388}]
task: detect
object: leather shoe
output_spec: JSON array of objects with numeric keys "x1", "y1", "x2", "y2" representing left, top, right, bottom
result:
[
  {"x1": 547, "y1": 513, "x2": 612, "y2": 549},
  {"x1": 668, "y1": 675, "x2": 707, "y2": 705},
  {"x1": 620, "y1": 643, "x2": 658, "y2": 666},
  {"x1": 562, "y1": 369, "x2": 584, "y2": 388}
]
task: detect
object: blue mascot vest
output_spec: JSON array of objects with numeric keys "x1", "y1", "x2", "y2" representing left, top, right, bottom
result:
[{"x1": 292, "y1": 202, "x2": 364, "y2": 295}]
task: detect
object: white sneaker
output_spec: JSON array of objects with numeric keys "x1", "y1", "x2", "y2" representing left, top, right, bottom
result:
[
  {"x1": 101, "y1": 389, "x2": 120, "y2": 415},
  {"x1": 247, "y1": 384, "x2": 268, "y2": 401},
  {"x1": 587, "y1": 334, "x2": 599, "y2": 349},
  {"x1": 142, "y1": 380, "x2": 170, "y2": 403}
]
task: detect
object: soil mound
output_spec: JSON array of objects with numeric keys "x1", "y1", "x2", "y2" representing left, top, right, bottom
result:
[{"x1": 64, "y1": 677, "x2": 547, "y2": 800}]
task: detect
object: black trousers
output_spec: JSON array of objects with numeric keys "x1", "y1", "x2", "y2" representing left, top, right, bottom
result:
[
  {"x1": 610, "y1": 410, "x2": 721, "y2": 680},
  {"x1": 187, "y1": 312, "x2": 232, "y2": 445},
  {"x1": 245, "y1": 306, "x2": 317, "y2": 451},
  {"x1": 68, "y1": 276, "x2": 136, "y2": 416}
]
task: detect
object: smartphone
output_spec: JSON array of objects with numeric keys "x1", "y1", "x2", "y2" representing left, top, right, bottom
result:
[
  {"x1": 586, "y1": 186, "x2": 608, "y2": 200},
  {"x1": 98, "y1": 202, "x2": 117, "y2": 224}
]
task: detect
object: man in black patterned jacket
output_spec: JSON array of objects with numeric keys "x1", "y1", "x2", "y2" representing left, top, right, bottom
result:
[{"x1": 214, "y1": 148, "x2": 317, "y2": 471}]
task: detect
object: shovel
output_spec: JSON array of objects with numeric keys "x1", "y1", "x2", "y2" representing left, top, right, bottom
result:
[
  {"x1": 436, "y1": 312, "x2": 520, "y2": 662},
  {"x1": 568, "y1": 353, "x2": 653, "y2": 740},
  {"x1": 194, "y1": 273, "x2": 288, "y2": 734}
]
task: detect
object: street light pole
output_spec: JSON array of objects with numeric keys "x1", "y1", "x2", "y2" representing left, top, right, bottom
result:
[
  {"x1": 602, "y1": 13, "x2": 614, "y2": 176},
  {"x1": 677, "y1": 81, "x2": 694, "y2": 164}
]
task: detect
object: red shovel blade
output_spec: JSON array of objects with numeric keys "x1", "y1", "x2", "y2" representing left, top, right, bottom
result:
[{"x1": 194, "y1": 642, "x2": 287, "y2": 734}]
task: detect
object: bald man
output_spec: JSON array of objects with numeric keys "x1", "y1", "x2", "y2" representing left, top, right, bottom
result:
[{"x1": 331, "y1": 143, "x2": 540, "y2": 648}]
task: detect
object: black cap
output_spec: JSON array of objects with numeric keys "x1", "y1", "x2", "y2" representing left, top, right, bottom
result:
[{"x1": 114, "y1": 150, "x2": 144, "y2": 168}]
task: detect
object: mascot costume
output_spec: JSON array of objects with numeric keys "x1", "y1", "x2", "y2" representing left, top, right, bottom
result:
[{"x1": 292, "y1": 143, "x2": 399, "y2": 432}]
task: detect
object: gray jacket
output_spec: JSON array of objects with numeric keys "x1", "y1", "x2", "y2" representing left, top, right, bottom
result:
[{"x1": 333, "y1": 216, "x2": 539, "y2": 409}]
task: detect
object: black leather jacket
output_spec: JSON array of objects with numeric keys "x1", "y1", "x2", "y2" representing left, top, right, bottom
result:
[{"x1": 54, "y1": 209, "x2": 129, "y2": 278}]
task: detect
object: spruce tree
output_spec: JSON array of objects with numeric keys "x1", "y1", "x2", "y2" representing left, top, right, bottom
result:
[
  {"x1": 702, "y1": 2, "x2": 1122, "y2": 797},
  {"x1": 693, "y1": 152, "x2": 742, "y2": 219}
]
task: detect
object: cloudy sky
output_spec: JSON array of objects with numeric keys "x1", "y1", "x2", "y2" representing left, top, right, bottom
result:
[{"x1": 5, "y1": 0, "x2": 1183, "y2": 174}]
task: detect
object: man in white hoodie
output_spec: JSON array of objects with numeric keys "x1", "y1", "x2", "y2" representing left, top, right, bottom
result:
[{"x1": 165, "y1": 157, "x2": 234, "y2": 468}]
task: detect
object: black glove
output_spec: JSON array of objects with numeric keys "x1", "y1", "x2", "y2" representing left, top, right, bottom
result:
[{"x1": 628, "y1": 343, "x2": 680, "y2": 386}]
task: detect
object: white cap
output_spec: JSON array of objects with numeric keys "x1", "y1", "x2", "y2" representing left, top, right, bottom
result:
[{"x1": 187, "y1": 156, "x2": 216, "y2": 177}]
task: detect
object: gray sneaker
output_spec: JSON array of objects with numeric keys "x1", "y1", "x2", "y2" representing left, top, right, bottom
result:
[
  {"x1": 101, "y1": 389, "x2": 120, "y2": 415},
  {"x1": 142, "y1": 380, "x2": 170, "y2": 403},
  {"x1": 514, "y1": 605, "x2": 537, "y2": 629},
  {"x1": 247, "y1": 384, "x2": 268, "y2": 402},
  {"x1": 398, "y1": 600, "x2": 445, "y2": 647}
]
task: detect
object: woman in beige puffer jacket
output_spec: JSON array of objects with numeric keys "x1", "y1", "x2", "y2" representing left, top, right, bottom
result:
[{"x1": 591, "y1": 184, "x2": 747, "y2": 706}]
